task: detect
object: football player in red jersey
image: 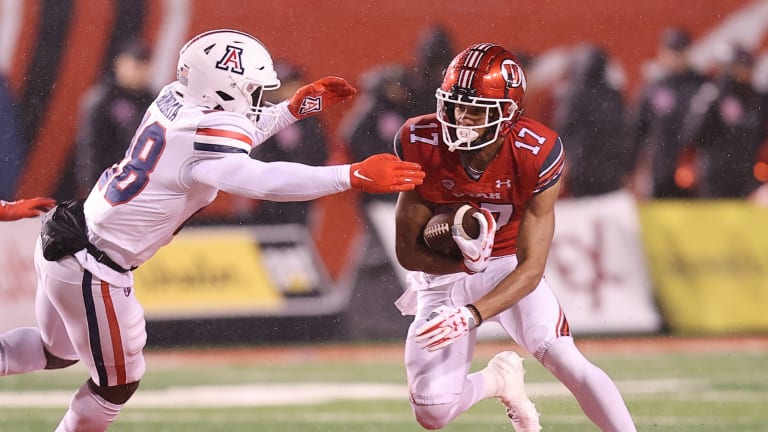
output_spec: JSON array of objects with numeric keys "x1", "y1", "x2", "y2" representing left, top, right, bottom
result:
[{"x1": 394, "y1": 43, "x2": 636, "y2": 432}]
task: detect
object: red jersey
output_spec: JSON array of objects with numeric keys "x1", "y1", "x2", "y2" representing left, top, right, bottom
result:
[{"x1": 397, "y1": 113, "x2": 564, "y2": 256}]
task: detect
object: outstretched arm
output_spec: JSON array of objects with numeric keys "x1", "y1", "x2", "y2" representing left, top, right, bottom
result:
[{"x1": 189, "y1": 153, "x2": 423, "y2": 201}]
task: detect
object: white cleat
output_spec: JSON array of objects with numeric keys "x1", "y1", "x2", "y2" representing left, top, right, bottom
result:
[{"x1": 483, "y1": 351, "x2": 542, "y2": 432}]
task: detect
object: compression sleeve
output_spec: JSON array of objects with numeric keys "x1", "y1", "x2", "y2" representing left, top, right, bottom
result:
[
  {"x1": 187, "y1": 155, "x2": 352, "y2": 201},
  {"x1": 252, "y1": 101, "x2": 298, "y2": 148}
]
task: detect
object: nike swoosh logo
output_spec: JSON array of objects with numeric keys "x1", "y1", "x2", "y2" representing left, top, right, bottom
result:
[{"x1": 353, "y1": 169, "x2": 373, "y2": 182}]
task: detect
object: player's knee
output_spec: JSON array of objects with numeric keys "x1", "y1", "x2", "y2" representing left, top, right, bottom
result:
[
  {"x1": 43, "y1": 348, "x2": 79, "y2": 370},
  {"x1": 522, "y1": 323, "x2": 555, "y2": 360},
  {"x1": 541, "y1": 337, "x2": 588, "y2": 378},
  {"x1": 88, "y1": 378, "x2": 141, "y2": 405},
  {"x1": 412, "y1": 403, "x2": 454, "y2": 430}
]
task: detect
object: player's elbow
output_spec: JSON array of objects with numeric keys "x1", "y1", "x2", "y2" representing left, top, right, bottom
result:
[
  {"x1": 395, "y1": 242, "x2": 421, "y2": 271},
  {"x1": 517, "y1": 263, "x2": 546, "y2": 294},
  {"x1": 395, "y1": 249, "x2": 418, "y2": 271}
]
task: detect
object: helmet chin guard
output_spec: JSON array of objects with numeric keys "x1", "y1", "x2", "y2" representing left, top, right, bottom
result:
[{"x1": 436, "y1": 90, "x2": 518, "y2": 151}]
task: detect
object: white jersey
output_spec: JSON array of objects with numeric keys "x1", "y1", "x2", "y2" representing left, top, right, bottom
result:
[{"x1": 82, "y1": 83, "x2": 351, "y2": 279}]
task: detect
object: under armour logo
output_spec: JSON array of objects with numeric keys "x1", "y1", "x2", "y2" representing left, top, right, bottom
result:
[
  {"x1": 496, "y1": 179, "x2": 512, "y2": 188},
  {"x1": 215, "y1": 45, "x2": 245, "y2": 75},
  {"x1": 298, "y1": 96, "x2": 322, "y2": 115}
]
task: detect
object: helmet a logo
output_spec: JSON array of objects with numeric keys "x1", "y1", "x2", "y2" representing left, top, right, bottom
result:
[
  {"x1": 500, "y1": 60, "x2": 526, "y2": 91},
  {"x1": 216, "y1": 45, "x2": 245, "y2": 75}
]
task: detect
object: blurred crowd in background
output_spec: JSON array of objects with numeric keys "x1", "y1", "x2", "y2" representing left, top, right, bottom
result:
[{"x1": 2, "y1": 24, "x2": 768, "y2": 220}]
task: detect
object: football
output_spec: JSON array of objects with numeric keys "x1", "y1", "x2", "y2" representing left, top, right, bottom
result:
[{"x1": 422, "y1": 204, "x2": 482, "y2": 257}]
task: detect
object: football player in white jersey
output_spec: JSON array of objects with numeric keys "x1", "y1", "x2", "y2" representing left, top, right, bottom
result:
[{"x1": 0, "y1": 29, "x2": 424, "y2": 432}]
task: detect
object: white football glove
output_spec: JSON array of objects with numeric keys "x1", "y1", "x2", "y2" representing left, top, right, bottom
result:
[
  {"x1": 452, "y1": 205, "x2": 496, "y2": 274},
  {"x1": 413, "y1": 305, "x2": 478, "y2": 351}
]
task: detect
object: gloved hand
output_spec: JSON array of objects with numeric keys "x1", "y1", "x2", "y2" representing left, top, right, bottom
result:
[
  {"x1": 414, "y1": 305, "x2": 479, "y2": 351},
  {"x1": 350, "y1": 154, "x2": 425, "y2": 193},
  {"x1": 452, "y1": 205, "x2": 496, "y2": 274},
  {"x1": 288, "y1": 76, "x2": 356, "y2": 119},
  {"x1": 0, "y1": 197, "x2": 57, "y2": 221}
]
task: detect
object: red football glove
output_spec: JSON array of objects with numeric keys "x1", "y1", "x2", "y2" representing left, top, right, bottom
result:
[
  {"x1": 288, "y1": 76, "x2": 356, "y2": 119},
  {"x1": 452, "y1": 205, "x2": 496, "y2": 274},
  {"x1": 350, "y1": 153, "x2": 425, "y2": 194},
  {"x1": 0, "y1": 197, "x2": 57, "y2": 221},
  {"x1": 414, "y1": 305, "x2": 478, "y2": 351}
]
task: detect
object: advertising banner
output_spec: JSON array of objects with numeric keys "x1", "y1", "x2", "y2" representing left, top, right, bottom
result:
[
  {"x1": 640, "y1": 201, "x2": 768, "y2": 333},
  {"x1": 545, "y1": 190, "x2": 662, "y2": 334},
  {"x1": 134, "y1": 224, "x2": 340, "y2": 320}
]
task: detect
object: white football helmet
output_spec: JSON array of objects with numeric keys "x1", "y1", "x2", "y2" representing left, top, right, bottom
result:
[{"x1": 176, "y1": 29, "x2": 281, "y2": 132}]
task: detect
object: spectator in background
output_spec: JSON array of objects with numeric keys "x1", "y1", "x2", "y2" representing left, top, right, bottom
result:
[
  {"x1": 70, "y1": 40, "x2": 154, "y2": 198},
  {"x1": 342, "y1": 25, "x2": 455, "y2": 204},
  {"x1": 630, "y1": 26, "x2": 707, "y2": 199},
  {"x1": 248, "y1": 62, "x2": 329, "y2": 225},
  {"x1": 343, "y1": 64, "x2": 411, "y2": 204},
  {"x1": 338, "y1": 64, "x2": 414, "y2": 339},
  {"x1": 403, "y1": 25, "x2": 455, "y2": 116},
  {"x1": 0, "y1": 74, "x2": 22, "y2": 198},
  {"x1": 552, "y1": 43, "x2": 630, "y2": 197},
  {"x1": 683, "y1": 45, "x2": 768, "y2": 198}
]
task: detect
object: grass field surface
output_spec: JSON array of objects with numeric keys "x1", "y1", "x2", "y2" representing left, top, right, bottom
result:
[{"x1": 1, "y1": 337, "x2": 766, "y2": 431}]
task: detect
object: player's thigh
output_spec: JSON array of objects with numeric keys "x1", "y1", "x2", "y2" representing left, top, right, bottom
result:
[
  {"x1": 38, "y1": 255, "x2": 147, "y2": 386},
  {"x1": 33, "y1": 240, "x2": 78, "y2": 360},
  {"x1": 78, "y1": 271, "x2": 147, "y2": 387},
  {"x1": 494, "y1": 278, "x2": 570, "y2": 360},
  {"x1": 406, "y1": 285, "x2": 477, "y2": 405}
]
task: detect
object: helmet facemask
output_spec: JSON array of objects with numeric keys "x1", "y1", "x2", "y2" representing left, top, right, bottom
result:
[
  {"x1": 238, "y1": 78, "x2": 281, "y2": 135},
  {"x1": 436, "y1": 89, "x2": 518, "y2": 152}
]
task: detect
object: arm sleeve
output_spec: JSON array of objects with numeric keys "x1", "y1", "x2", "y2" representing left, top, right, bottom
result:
[
  {"x1": 252, "y1": 101, "x2": 298, "y2": 148},
  {"x1": 187, "y1": 154, "x2": 352, "y2": 201}
]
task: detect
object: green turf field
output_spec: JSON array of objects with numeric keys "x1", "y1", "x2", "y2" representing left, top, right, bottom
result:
[{"x1": 1, "y1": 342, "x2": 766, "y2": 431}]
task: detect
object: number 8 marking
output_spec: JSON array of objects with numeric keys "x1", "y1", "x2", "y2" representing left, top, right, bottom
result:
[{"x1": 102, "y1": 122, "x2": 166, "y2": 205}]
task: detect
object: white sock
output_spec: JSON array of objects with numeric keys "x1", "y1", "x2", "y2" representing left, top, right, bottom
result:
[
  {"x1": 480, "y1": 364, "x2": 501, "y2": 399},
  {"x1": 0, "y1": 327, "x2": 47, "y2": 375},
  {"x1": 55, "y1": 382, "x2": 123, "y2": 432},
  {"x1": 542, "y1": 338, "x2": 636, "y2": 432}
]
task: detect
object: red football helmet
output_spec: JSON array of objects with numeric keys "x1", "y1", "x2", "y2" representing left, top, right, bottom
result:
[{"x1": 436, "y1": 43, "x2": 526, "y2": 151}]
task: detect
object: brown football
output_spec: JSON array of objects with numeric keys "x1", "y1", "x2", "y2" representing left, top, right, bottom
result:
[{"x1": 422, "y1": 205, "x2": 481, "y2": 257}]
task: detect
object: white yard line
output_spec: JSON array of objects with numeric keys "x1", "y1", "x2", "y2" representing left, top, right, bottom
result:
[{"x1": 0, "y1": 379, "x2": 703, "y2": 408}]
